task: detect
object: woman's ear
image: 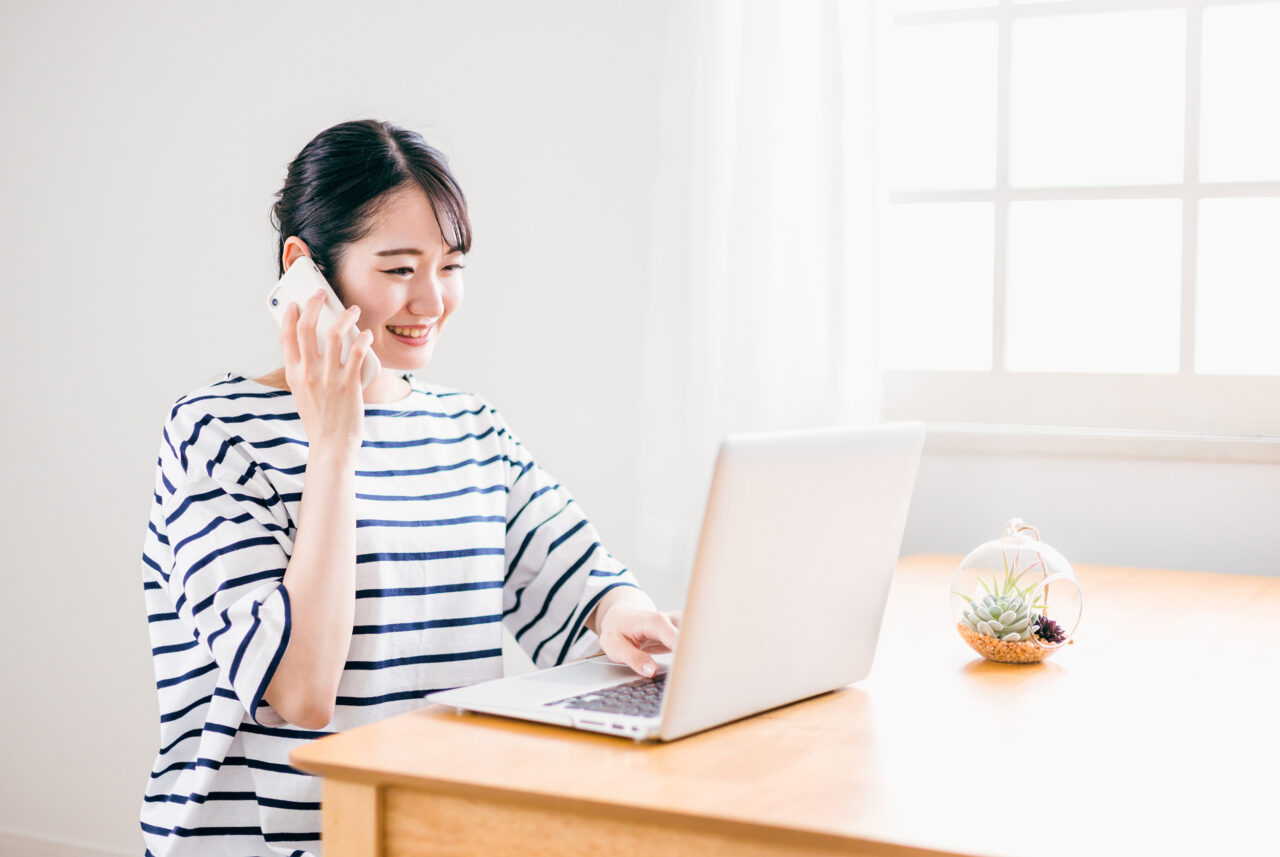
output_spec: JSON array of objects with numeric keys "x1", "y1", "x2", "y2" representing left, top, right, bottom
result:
[{"x1": 281, "y1": 237, "x2": 313, "y2": 272}]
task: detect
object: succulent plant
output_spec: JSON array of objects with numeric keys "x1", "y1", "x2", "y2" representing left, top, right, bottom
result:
[
  {"x1": 961, "y1": 592, "x2": 1036, "y2": 641},
  {"x1": 1033, "y1": 613, "x2": 1066, "y2": 644},
  {"x1": 954, "y1": 551, "x2": 1048, "y2": 643}
]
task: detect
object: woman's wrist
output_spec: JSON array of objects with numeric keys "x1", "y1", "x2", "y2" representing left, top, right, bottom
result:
[
  {"x1": 587, "y1": 585, "x2": 656, "y2": 636},
  {"x1": 307, "y1": 440, "x2": 360, "y2": 467}
]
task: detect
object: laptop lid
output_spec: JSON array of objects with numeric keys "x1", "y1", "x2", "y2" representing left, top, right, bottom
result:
[{"x1": 657, "y1": 421, "x2": 925, "y2": 741}]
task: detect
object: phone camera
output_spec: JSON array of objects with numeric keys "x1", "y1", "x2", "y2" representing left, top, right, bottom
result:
[{"x1": 271, "y1": 298, "x2": 278, "y2": 307}]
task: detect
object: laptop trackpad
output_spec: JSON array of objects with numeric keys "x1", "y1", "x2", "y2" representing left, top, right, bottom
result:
[{"x1": 519, "y1": 659, "x2": 637, "y2": 688}]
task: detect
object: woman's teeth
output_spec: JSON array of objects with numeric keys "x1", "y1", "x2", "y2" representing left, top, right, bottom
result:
[{"x1": 387, "y1": 325, "x2": 429, "y2": 337}]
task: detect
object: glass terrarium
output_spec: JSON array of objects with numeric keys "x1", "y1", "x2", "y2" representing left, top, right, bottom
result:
[{"x1": 950, "y1": 518, "x2": 1083, "y2": 664}]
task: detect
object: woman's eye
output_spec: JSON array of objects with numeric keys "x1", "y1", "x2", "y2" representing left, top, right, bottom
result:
[{"x1": 383, "y1": 264, "x2": 464, "y2": 276}]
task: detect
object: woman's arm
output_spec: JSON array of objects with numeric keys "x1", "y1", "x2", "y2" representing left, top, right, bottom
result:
[
  {"x1": 492, "y1": 398, "x2": 674, "y2": 671},
  {"x1": 261, "y1": 443, "x2": 358, "y2": 730},
  {"x1": 260, "y1": 289, "x2": 373, "y2": 730}
]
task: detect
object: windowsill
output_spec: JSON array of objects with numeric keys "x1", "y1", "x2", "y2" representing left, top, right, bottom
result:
[{"x1": 923, "y1": 423, "x2": 1280, "y2": 464}]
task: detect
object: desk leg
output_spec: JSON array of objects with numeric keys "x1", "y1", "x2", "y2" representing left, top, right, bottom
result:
[{"x1": 323, "y1": 779, "x2": 382, "y2": 857}]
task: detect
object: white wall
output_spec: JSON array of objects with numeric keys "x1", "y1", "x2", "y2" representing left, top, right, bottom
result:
[
  {"x1": 903, "y1": 450, "x2": 1280, "y2": 578},
  {"x1": 0, "y1": 1, "x2": 669, "y2": 853}
]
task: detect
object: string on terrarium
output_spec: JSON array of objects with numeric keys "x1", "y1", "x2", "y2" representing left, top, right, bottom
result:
[{"x1": 1009, "y1": 520, "x2": 1049, "y2": 613}]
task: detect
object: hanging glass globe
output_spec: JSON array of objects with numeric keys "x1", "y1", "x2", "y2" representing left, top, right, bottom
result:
[{"x1": 950, "y1": 518, "x2": 1083, "y2": 664}]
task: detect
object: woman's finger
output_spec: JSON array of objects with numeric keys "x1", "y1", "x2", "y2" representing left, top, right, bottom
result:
[
  {"x1": 346, "y1": 328, "x2": 374, "y2": 378},
  {"x1": 611, "y1": 639, "x2": 658, "y2": 678},
  {"x1": 280, "y1": 302, "x2": 302, "y2": 367},
  {"x1": 298, "y1": 288, "x2": 326, "y2": 364},
  {"x1": 609, "y1": 610, "x2": 680, "y2": 676},
  {"x1": 641, "y1": 612, "x2": 680, "y2": 652},
  {"x1": 325, "y1": 304, "x2": 361, "y2": 378}
]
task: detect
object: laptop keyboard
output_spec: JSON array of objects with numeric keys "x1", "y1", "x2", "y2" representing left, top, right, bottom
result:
[{"x1": 544, "y1": 673, "x2": 667, "y2": 718}]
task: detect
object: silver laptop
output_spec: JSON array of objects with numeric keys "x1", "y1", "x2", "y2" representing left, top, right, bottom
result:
[{"x1": 426, "y1": 421, "x2": 926, "y2": 742}]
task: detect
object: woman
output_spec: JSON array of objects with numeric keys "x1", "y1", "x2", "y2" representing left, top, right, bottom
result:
[{"x1": 139, "y1": 119, "x2": 679, "y2": 856}]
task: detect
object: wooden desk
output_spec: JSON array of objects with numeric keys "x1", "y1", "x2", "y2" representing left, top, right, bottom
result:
[{"x1": 291, "y1": 554, "x2": 1280, "y2": 856}]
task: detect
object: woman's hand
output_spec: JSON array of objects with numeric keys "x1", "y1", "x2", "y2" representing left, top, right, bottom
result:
[
  {"x1": 281, "y1": 287, "x2": 374, "y2": 452},
  {"x1": 591, "y1": 587, "x2": 682, "y2": 678}
]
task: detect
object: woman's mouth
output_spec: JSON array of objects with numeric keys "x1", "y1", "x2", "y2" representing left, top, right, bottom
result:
[{"x1": 386, "y1": 324, "x2": 435, "y2": 345}]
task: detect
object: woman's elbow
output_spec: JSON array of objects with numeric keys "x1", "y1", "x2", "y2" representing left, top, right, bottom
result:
[
  {"x1": 263, "y1": 682, "x2": 336, "y2": 730},
  {"x1": 284, "y1": 700, "x2": 334, "y2": 730}
]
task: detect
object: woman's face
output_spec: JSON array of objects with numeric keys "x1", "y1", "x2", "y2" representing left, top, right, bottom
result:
[{"x1": 331, "y1": 184, "x2": 465, "y2": 374}]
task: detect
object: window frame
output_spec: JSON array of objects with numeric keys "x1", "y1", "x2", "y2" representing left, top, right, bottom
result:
[{"x1": 872, "y1": 0, "x2": 1280, "y2": 439}]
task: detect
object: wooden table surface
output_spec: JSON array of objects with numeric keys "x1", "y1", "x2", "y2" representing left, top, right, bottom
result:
[{"x1": 292, "y1": 554, "x2": 1280, "y2": 857}]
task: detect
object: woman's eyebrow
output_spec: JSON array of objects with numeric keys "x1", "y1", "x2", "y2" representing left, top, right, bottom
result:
[{"x1": 374, "y1": 247, "x2": 465, "y2": 257}]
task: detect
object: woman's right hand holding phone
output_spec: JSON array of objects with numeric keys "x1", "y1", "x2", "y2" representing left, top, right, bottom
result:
[{"x1": 280, "y1": 287, "x2": 374, "y2": 453}]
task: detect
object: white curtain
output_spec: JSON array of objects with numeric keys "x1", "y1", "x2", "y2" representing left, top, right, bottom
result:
[{"x1": 633, "y1": 0, "x2": 882, "y2": 603}]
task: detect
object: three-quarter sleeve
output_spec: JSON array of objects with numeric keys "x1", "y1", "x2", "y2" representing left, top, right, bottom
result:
[
  {"x1": 487, "y1": 401, "x2": 643, "y2": 669},
  {"x1": 156, "y1": 407, "x2": 295, "y2": 726}
]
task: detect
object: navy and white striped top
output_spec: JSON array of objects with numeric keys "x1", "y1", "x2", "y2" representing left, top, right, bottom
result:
[{"x1": 139, "y1": 371, "x2": 641, "y2": 856}]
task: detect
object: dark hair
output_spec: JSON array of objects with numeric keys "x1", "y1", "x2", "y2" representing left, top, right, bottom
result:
[{"x1": 269, "y1": 120, "x2": 472, "y2": 290}]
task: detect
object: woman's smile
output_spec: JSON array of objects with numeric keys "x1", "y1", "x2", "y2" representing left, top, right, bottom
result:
[{"x1": 385, "y1": 323, "x2": 435, "y2": 345}]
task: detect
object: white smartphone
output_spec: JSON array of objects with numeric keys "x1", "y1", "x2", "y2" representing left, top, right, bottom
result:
[{"x1": 265, "y1": 256, "x2": 382, "y2": 390}]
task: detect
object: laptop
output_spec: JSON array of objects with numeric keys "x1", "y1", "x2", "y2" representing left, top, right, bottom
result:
[{"x1": 425, "y1": 421, "x2": 926, "y2": 742}]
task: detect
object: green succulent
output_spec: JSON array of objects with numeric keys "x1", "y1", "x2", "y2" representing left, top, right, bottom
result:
[
  {"x1": 961, "y1": 592, "x2": 1036, "y2": 641},
  {"x1": 954, "y1": 552, "x2": 1048, "y2": 642}
]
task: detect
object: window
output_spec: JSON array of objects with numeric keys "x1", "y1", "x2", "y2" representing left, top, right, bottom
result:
[{"x1": 871, "y1": 0, "x2": 1280, "y2": 437}]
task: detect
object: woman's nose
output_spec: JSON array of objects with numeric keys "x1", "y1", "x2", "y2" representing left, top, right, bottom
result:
[{"x1": 409, "y1": 275, "x2": 446, "y2": 317}]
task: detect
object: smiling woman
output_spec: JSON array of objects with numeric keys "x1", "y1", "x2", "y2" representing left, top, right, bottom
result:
[{"x1": 137, "y1": 119, "x2": 674, "y2": 857}]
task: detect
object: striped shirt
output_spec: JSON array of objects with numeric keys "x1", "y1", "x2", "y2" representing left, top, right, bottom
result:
[{"x1": 139, "y1": 371, "x2": 641, "y2": 856}]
